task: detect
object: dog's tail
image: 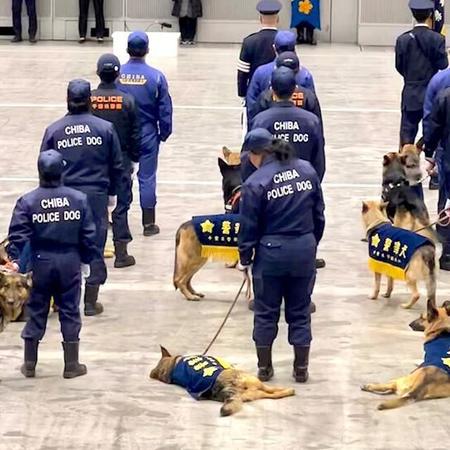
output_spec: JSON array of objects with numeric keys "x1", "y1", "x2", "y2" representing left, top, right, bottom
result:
[
  {"x1": 173, "y1": 226, "x2": 182, "y2": 290},
  {"x1": 220, "y1": 396, "x2": 243, "y2": 417}
]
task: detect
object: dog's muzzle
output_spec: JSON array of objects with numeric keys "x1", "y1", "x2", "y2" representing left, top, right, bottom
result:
[{"x1": 409, "y1": 318, "x2": 425, "y2": 332}]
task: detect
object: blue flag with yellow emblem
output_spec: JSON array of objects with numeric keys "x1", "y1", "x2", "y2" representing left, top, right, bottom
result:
[
  {"x1": 291, "y1": 0, "x2": 321, "y2": 30},
  {"x1": 434, "y1": 0, "x2": 445, "y2": 34}
]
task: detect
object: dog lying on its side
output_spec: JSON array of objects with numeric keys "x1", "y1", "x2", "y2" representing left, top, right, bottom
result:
[
  {"x1": 361, "y1": 300, "x2": 450, "y2": 410},
  {"x1": 362, "y1": 200, "x2": 436, "y2": 309},
  {"x1": 150, "y1": 346, "x2": 295, "y2": 416}
]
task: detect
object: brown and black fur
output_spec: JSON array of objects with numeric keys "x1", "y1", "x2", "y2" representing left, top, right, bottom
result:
[
  {"x1": 173, "y1": 147, "x2": 251, "y2": 301},
  {"x1": 150, "y1": 346, "x2": 295, "y2": 416},
  {"x1": 362, "y1": 200, "x2": 436, "y2": 309},
  {"x1": 361, "y1": 300, "x2": 450, "y2": 410}
]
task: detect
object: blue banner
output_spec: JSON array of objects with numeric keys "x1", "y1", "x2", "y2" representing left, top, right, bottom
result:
[
  {"x1": 291, "y1": 0, "x2": 321, "y2": 30},
  {"x1": 434, "y1": 0, "x2": 445, "y2": 34}
]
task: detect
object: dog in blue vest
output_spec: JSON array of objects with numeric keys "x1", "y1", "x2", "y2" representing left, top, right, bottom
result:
[
  {"x1": 362, "y1": 200, "x2": 436, "y2": 309},
  {"x1": 150, "y1": 346, "x2": 295, "y2": 416},
  {"x1": 362, "y1": 300, "x2": 450, "y2": 410}
]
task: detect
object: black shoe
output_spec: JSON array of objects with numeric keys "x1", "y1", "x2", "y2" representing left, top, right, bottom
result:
[
  {"x1": 114, "y1": 241, "x2": 136, "y2": 268},
  {"x1": 21, "y1": 339, "x2": 38, "y2": 378},
  {"x1": 29, "y1": 36, "x2": 37, "y2": 43},
  {"x1": 78, "y1": 37, "x2": 86, "y2": 43},
  {"x1": 315, "y1": 258, "x2": 326, "y2": 269},
  {"x1": 310, "y1": 302, "x2": 316, "y2": 314},
  {"x1": 142, "y1": 208, "x2": 160, "y2": 236},
  {"x1": 429, "y1": 175, "x2": 439, "y2": 191},
  {"x1": 84, "y1": 285, "x2": 104, "y2": 316},
  {"x1": 11, "y1": 36, "x2": 22, "y2": 43},
  {"x1": 256, "y1": 346, "x2": 274, "y2": 381},
  {"x1": 293, "y1": 346, "x2": 310, "y2": 383},
  {"x1": 439, "y1": 256, "x2": 450, "y2": 271},
  {"x1": 97, "y1": 37, "x2": 104, "y2": 43},
  {"x1": 248, "y1": 299, "x2": 255, "y2": 311},
  {"x1": 62, "y1": 342, "x2": 87, "y2": 379}
]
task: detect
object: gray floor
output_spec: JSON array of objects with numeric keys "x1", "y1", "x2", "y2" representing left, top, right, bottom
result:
[{"x1": 0, "y1": 41, "x2": 449, "y2": 450}]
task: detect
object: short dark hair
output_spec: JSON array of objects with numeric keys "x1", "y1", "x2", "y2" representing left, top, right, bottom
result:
[
  {"x1": 127, "y1": 48, "x2": 147, "y2": 58},
  {"x1": 411, "y1": 8, "x2": 433, "y2": 23},
  {"x1": 99, "y1": 71, "x2": 118, "y2": 83}
]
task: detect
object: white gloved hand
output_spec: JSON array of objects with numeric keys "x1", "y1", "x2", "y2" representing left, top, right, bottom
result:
[
  {"x1": 81, "y1": 264, "x2": 90, "y2": 279},
  {"x1": 4, "y1": 261, "x2": 19, "y2": 272},
  {"x1": 131, "y1": 162, "x2": 139, "y2": 181},
  {"x1": 237, "y1": 262, "x2": 251, "y2": 273},
  {"x1": 108, "y1": 195, "x2": 117, "y2": 215}
]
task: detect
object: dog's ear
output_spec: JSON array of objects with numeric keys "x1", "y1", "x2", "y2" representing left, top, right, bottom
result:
[
  {"x1": 160, "y1": 345, "x2": 171, "y2": 358},
  {"x1": 443, "y1": 300, "x2": 450, "y2": 316},
  {"x1": 362, "y1": 201, "x2": 369, "y2": 214},
  {"x1": 382, "y1": 155, "x2": 391, "y2": 166},
  {"x1": 427, "y1": 298, "x2": 439, "y2": 323},
  {"x1": 222, "y1": 146, "x2": 232, "y2": 159},
  {"x1": 218, "y1": 157, "x2": 229, "y2": 176},
  {"x1": 22, "y1": 272, "x2": 32, "y2": 288}
]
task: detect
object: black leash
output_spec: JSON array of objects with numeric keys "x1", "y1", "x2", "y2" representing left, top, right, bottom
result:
[{"x1": 202, "y1": 277, "x2": 247, "y2": 355}]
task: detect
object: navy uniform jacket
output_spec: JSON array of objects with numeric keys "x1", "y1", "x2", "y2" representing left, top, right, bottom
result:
[
  {"x1": 7, "y1": 186, "x2": 97, "y2": 265},
  {"x1": 91, "y1": 82, "x2": 140, "y2": 164},
  {"x1": 239, "y1": 156, "x2": 325, "y2": 275},
  {"x1": 395, "y1": 25, "x2": 448, "y2": 112},
  {"x1": 40, "y1": 113, "x2": 123, "y2": 196},
  {"x1": 118, "y1": 59, "x2": 173, "y2": 152},
  {"x1": 252, "y1": 101, "x2": 325, "y2": 180},
  {"x1": 237, "y1": 28, "x2": 278, "y2": 98}
]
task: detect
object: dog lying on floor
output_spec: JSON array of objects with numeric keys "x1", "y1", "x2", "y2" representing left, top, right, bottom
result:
[
  {"x1": 362, "y1": 200, "x2": 436, "y2": 309},
  {"x1": 361, "y1": 300, "x2": 450, "y2": 410},
  {"x1": 150, "y1": 346, "x2": 295, "y2": 416}
]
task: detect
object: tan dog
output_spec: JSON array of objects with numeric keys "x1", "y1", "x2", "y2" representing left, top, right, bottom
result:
[
  {"x1": 399, "y1": 144, "x2": 423, "y2": 186},
  {"x1": 361, "y1": 300, "x2": 450, "y2": 410},
  {"x1": 150, "y1": 346, "x2": 295, "y2": 416},
  {"x1": 362, "y1": 200, "x2": 436, "y2": 309}
]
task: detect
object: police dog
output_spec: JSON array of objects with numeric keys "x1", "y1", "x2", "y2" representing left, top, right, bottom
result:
[
  {"x1": 150, "y1": 346, "x2": 295, "y2": 416},
  {"x1": 361, "y1": 299, "x2": 450, "y2": 410},
  {"x1": 362, "y1": 200, "x2": 436, "y2": 309},
  {"x1": 173, "y1": 147, "x2": 249, "y2": 301}
]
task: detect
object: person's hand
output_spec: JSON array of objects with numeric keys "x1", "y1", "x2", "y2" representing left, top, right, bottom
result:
[
  {"x1": 237, "y1": 262, "x2": 251, "y2": 273},
  {"x1": 108, "y1": 195, "x2": 117, "y2": 215},
  {"x1": 81, "y1": 264, "x2": 90, "y2": 279},
  {"x1": 131, "y1": 162, "x2": 139, "y2": 181},
  {"x1": 4, "y1": 261, "x2": 19, "y2": 272},
  {"x1": 425, "y1": 158, "x2": 436, "y2": 176},
  {"x1": 240, "y1": 97, "x2": 246, "y2": 107}
]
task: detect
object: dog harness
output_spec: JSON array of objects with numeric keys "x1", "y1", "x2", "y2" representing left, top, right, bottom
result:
[
  {"x1": 170, "y1": 355, "x2": 232, "y2": 399},
  {"x1": 368, "y1": 223, "x2": 433, "y2": 280},
  {"x1": 422, "y1": 333, "x2": 450, "y2": 375}
]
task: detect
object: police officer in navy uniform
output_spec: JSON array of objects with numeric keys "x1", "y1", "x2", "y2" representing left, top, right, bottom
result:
[
  {"x1": 91, "y1": 54, "x2": 140, "y2": 269},
  {"x1": 238, "y1": 139, "x2": 325, "y2": 382},
  {"x1": 40, "y1": 80, "x2": 123, "y2": 316},
  {"x1": 237, "y1": 0, "x2": 282, "y2": 99},
  {"x1": 396, "y1": 0, "x2": 448, "y2": 146},
  {"x1": 7, "y1": 150, "x2": 98, "y2": 379},
  {"x1": 252, "y1": 67, "x2": 325, "y2": 181},
  {"x1": 118, "y1": 31, "x2": 173, "y2": 236}
]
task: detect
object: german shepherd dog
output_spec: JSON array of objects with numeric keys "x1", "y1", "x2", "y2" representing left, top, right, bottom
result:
[
  {"x1": 362, "y1": 200, "x2": 436, "y2": 309},
  {"x1": 361, "y1": 300, "x2": 450, "y2": 410},
  {"x1": 173, "y1": 147, "x2": 248, "y2": 301},
  {"x1": 150, "y1": 346, "x2": 295, "y2": 416}
]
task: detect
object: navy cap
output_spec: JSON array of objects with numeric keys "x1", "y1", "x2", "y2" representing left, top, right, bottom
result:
[
  {"x1": 409, "y1": 0, "x2": 434, "y2": 10},
  {"x1": 97, "y1": 53, "x2": 121, "y2": 75},
  {"x1": 271, "y1": 66, "x2": 296, "y2": 98},
  {"x1": 127, "y1": 31, "x2": 149, "y2": 52},
  {"x1": 38, "y1": 150, "x2": 64, "y2": 179},
  {"x1": 67, "y1": 79, "x2": 91, "y2": 102},
  {"x1": 274, "y1": 30, "x2": 296, "y2": 52},
  {"x1": 243, "y1": 129, "x2": 273, "y2": 154},
  {"x1": 257, "y1": 0, "x2": 282, "y2": 15},
  {"x1": 276, "y1": 51, "x2": 300, "y2": 73}
]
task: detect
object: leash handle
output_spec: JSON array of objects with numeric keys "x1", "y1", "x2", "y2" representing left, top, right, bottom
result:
[{"x1": 202, "y1": 277, "x2": 247, "y2": 355}]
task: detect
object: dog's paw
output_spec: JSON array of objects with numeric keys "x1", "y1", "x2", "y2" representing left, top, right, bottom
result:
[
  {"x1": 186, "y1": 296, "x2": 202, "y2": 302},
  {"x1": 377, "y1": 403, "x2": 387, "y2": 411},
  {"x1": 401, "y1": 303, "x2": 413, "y2": 309},
  {"x1": 361, "y1": 384, "x2": 371, "y2": 392},
  {"x1": 287, "y1": 388, "x2": 296, "y2": 396},
  {"x1": 382, "y1": 292, "x2": 391, "y2": 299},
  {"x1": 368, "y1": 294, "x2": 379, "y2": 300}
]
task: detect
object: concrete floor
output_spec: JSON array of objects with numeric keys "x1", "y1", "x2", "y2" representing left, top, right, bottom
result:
[{"x1": 0, "y1": 41, "x2": 449, "y2": 450}]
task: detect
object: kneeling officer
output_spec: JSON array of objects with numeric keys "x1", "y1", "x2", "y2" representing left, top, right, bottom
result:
[{"x1": 7, "y1": 150, "x2": 98, "y2": 379}]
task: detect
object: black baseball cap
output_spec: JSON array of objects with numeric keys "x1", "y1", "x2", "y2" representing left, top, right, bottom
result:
[
  {"x1": 271, "y1": 67, "x2": 296, "y2": 98},
  {"x1": 97, "y1": 53, "x2": 121, "y2": 75}
]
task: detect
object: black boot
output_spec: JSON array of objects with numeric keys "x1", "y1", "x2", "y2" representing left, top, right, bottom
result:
[
  {"x1": 62, "y1": 342, "x2": 87, "y2": 379},
  {"x1": 21, "y1": 339, "x2": 38, "y2": 378},
  {"x1": 84, "y1": 285, "x2": 104, "y2": 316},
  {"x1": 256, "y1": 346, "x2": 274, "y2": 381},
  {"x1": 11, "y1": 35, "x2": 22, "y2": 43},
  {"x1": 315, "y1": 258, "x2": 326, "y2": 269},
  {"x1": 429, "y1": 174, "x2": 439, "y2": 191},
  {"x1": 439, "y1": 255, "x2": 450, "y2": 271},
  {"x1": 293, "y1": 346, "x2": 310, "y2": 383},
  {"x1": 114, "y1": 241, "x2": 136, "y2": 268},
  {"x1": 142, "y1": 208, "x2": 160, "y2": 236}
]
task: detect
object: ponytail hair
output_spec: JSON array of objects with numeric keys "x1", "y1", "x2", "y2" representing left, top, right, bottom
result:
[{"x1": 268, "y1": 139, "x2": 295, "y2": 162}]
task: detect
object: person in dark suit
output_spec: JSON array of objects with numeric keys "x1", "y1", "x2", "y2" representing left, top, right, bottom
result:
[
  {"x1": 78, "y1": 0, "x2": 105, "y2": 43},
  {"x1": 395, "y1": 0, "x2": 448, "y2": 146},
  {"x1": 11, "y1": 0, "x2": 37, "y2": 43},
  {"x1": 172, "y1": 0, "x2": 203, "y2": 45}
]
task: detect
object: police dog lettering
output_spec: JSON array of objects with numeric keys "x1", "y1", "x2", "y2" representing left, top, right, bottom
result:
[
  {"x1": 362, "y1": 200, "x2": 436, "y2": 309},
  {"x1": 362, "y1": 300, "x2": 450, "y2": 410},
  {"x1": 268, "y1": 170, "x2": 312, "y2": 200},
  {"x1": 150, "y1": 346, "x2": 295, "y2": 416}
]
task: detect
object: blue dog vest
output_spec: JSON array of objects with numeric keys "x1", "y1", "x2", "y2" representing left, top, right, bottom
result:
[
  {"x1": 170, "y1": 355, "x2": 232, "y2": 399},
  {"x1": 368, "y1": 223, "x2": 432, "y2": 280},
  {"x1": 422, "y1": 333, "x2": 450, "y2": 375}
]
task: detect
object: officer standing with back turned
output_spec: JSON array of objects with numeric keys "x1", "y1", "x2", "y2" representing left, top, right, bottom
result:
[
  {"x1": 91, "y1": 54, "x2": 140, "y2": 269},
  {"x1": 40, "y1": 80, "x2": 123, "y2": 317}
]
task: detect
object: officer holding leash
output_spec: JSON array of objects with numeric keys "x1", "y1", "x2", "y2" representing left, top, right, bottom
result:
[
  {"x1": 238, "y1": 138, "x2": 325, "y2": 383},
  {"x1": 91, "y1": 54, "x2": 140, "y2": 269},
  {"x1": 7, "y1": 150, "x2": 98, "y2": 379},
  {"x1": 40, "y1": 79, "x2": 123, "y2": 316}
]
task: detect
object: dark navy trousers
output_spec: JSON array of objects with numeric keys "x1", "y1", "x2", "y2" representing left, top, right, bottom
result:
[
  {"x1": 400, "y1": 109, "x2": 423, "y2": 146},
  {"x1": 436, "y1": 149, "x2": 450, "y2": 255},
  {"x1": 138, "y1": 149, "x2": 159, "y2": 209},
  {"x1": 22, "y1": 249, "x2": 82, "y2": 342},
  {"x1": 12, "y1": 0, "x2": 37, "y2": 38},
  {"x1": 112, "y1": 157, "x2": 133, "y2": 243}
]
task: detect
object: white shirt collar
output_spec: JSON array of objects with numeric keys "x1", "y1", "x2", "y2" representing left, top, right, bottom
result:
[
  {"x1": 261, "y1": 27, "x2": 278, "y2": 31},
  {"x1": 414, "y1": 23, "x2": 430, "y2": 28}
]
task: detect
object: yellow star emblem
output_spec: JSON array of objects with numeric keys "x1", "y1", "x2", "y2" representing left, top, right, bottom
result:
[
  {"x1": 299, "y1": 0, "x2": 314, "y2": 15},
  {"x1": 443, "y1": 357, "x2": 450, "y2": 368},
  {"x1": 203, "y1": 366, "x2": 218, "y2": 377},
  {"x1": 200, "y1": 220, "x2": 214, "y2": 234},
  {"x1": 371, "y1": 233, "x2": 381, "y2": 248}
]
